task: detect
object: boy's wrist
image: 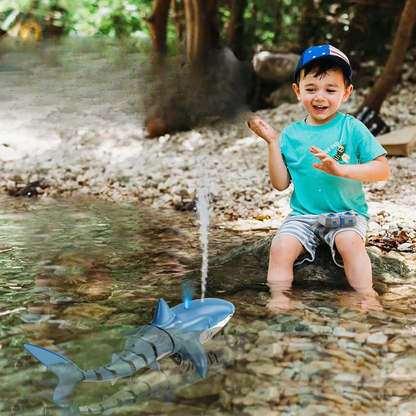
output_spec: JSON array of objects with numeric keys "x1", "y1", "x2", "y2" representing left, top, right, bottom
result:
[
  {"x1": 267, "y1": 138, "x2": 280, "y2": 147},
  {"x1": 339, "y1": 164, "x2": 351, "y2": 179}
]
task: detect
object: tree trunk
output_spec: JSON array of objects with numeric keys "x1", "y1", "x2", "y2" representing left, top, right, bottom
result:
[
  {"x1": 207, "y1": 0, "x2": 220, "y2": 50},
  {"x1": 182, "y1": 236, "x2": 413, "y2": 297},
  {"x1": 184, "y1": 0, "x2": 219, "y2": 64},
  {"x1": 226, "y1": 0, "x2": 247, "y2": 60},
  {"x1": 144, "y1": 0, "x2": 171, "y2": 54},
  {"x1": 171, "y1": 0, "x2": 185, "y2": 42},
  {"x1": 356, "y1": 0, "x2": 416, "y2": 114}
]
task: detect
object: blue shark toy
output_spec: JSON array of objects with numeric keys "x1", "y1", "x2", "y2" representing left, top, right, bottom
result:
[
  {"x1": 23, "y1": 298, "x2": 235, "y2": 401},
  {"x1": 54, "y1": 335, "x2": 247, "y2": 416}
]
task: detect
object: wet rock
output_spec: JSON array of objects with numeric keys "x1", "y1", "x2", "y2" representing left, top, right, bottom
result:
[{"x1": 184, "y1": 238, "x2": 412, "y2": 296}]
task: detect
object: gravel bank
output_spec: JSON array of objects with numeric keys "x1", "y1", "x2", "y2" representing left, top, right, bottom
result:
[{"x1": 1, "y1": 46, "x2": 416, "y2": 267}]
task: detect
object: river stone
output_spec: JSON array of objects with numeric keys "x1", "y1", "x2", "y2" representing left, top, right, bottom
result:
[
  {"x1": 247, "y1": 386, "x2": 283, "y2": 403},
  {"x1": 242, "y1": 406, "x2": 278, "y2": 416},
  {"x1": 333, "y1": 373, "x2": 363, "y2": 384},
  {"x1": 247, "y1": 363, "x2": 283, "y2": 377},
  {"x1": 177, "y1": 373, "x2": 223, "y2": 398},
  {"x1": 367, "y1": 331, "x2": 388, "y2": 345},
  {"x1": 183, "y1": 236, "x2": 412, "y2": 296},
  {"x1": 63, "y1": 303, "x2": 115, "y2": 320},
  {"x1": 398, "y1": 400, "x2": 416, "y2": 416},
  {"x1": 253, "y1": 51, "x2": 300, "y2": 83}
]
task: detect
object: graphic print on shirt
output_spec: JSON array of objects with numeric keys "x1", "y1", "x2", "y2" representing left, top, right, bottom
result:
[{"x1": 324, "y1": 141, "x2": 351, "y2": 164}]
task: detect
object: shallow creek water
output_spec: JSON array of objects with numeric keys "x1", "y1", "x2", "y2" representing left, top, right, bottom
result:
[{"x1": 0, "y1": 196, "x2": 416, "y2": 416}]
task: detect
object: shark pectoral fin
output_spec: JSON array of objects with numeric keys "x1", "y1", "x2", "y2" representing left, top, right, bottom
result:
[
  {"x1": 111, "y1": 377, "x2": 118, "y2": 386},
  {"x1": 148, "y1": 361, "x2": 161, "y2": 371},
  {"x1": 179, "y1": 339, "x2": 208, "y2": 378}
]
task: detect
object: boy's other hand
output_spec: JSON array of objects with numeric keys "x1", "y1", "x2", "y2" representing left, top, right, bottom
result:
[
  {"x1": 310, "y1": 146, "x2": 346, "y2": 177},
  {"x1": 247, "y1": 116, "x2": 277, "y2": 144}
]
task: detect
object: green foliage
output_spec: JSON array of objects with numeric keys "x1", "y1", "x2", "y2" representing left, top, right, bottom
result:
[
  {"x1": 59, "y1": 0, "x2": 154, "y2": 38},
  {"x1": 0, "y1": 0, "x2": 154, "y2": 38},
  {"x1": 0, "y1": 0, "x2": 406, "y2": 62}
]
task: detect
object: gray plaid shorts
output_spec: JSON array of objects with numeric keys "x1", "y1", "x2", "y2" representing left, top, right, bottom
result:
[{"x1": 274, "y1": 213, "x2": 368, "y2": 268}]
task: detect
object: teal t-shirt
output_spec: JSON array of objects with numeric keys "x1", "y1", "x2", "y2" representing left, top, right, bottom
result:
[{"x1": 279, "y1": 112, "x2": 387, "y2": 220}]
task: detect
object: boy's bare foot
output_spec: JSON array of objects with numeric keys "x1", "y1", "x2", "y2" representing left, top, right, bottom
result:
[
  {"x1": 338, "y1": 291, "x2": 383, "y2": 311},
  {"x1": 267, "y1": 293, "x2": 296, "y2": 312},
  {"x1": 359, "y1": 293, "x2": 383, "y2": 311}
]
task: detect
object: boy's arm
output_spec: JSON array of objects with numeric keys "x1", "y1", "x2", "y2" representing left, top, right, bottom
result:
[
  {"x1": 247, "y1": 116, "x2": 290, "y2": 191},
  {"x1": 310, "y1": 146, "x2": 390, "y2": 182},
  {"x1": 341, "y1": 155, "x2": 390, "y2": 182}
]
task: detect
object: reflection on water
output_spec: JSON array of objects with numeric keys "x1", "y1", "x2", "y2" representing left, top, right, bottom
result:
[{"x1": 1, "y1": 196, "x2": 416, "y2": 415}]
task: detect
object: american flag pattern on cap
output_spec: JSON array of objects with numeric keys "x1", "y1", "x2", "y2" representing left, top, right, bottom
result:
[
  {"x1": 294, "y1": 44, "x2": 352, "y2": 82},
  {"x1": 329, "y1": 45, "x2": 350, "y2": 64}
]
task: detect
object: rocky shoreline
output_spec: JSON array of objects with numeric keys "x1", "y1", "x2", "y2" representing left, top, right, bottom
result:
[{"x1": 1, "y1": 48, "x2": 416, "y2": 269}]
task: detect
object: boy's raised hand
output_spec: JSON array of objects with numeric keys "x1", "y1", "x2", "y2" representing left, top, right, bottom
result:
[
  {"x1": 247, "y1": 116, "x2": 277, "y2": 144},
  {"x1": 310, "y1": 146, "x2": 345, "y2": 177}
]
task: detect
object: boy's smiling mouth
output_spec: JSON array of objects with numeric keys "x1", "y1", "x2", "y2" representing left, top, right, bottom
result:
[{"x1": 313, "y1": 105, "x2": 328, "y2": 110}]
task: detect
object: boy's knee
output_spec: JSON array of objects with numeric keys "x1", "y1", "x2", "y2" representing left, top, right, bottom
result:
[
  {"x1": 271, "y1": 235, "x2": 305, "y2": 262},
  {"x1": 335, "y1": 231, "x2": 365, "y2": 255}
]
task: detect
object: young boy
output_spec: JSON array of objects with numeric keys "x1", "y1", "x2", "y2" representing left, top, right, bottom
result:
[{"x1": 247, "y1": 45, "x2": 390, "y2": 311}]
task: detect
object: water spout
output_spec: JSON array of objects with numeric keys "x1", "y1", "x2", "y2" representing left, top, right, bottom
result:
[{"x1": 197, "y1": 159, "x2": 210, "y2": 302}]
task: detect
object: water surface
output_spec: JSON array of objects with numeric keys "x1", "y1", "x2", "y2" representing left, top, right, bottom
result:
[{"x1": 0, "y1": 196, "x2": 415, "y2": 416}]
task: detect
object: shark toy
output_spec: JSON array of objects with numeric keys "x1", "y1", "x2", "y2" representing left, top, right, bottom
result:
[
  {"x1": 23, "y1": 298, "x2": 235, "y2": 401},
  {"x1": 54, "y1": 335, "x2": 247, "y2": 416}
]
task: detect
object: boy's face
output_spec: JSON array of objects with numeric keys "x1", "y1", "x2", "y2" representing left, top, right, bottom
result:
[{"x1": 292, "y1": 68, "x2": 353, "y2": 126}]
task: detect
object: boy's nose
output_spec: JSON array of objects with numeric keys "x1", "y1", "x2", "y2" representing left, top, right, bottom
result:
[{"x1": 313, "y1": 94, "x2": 326, "y2": 103}]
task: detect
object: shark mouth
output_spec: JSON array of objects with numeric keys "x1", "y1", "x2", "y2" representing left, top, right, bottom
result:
[{"x1": 199, "y1": 314, "x2": 233, "y2": 344}]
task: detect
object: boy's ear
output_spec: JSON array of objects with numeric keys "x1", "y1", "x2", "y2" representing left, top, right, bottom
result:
[
  {"x1": 342, "y1": 85, "x2": 354, "y2": 102},
  {"x1": 292, "y1": 83, "x2": 301, "y2": 101}
]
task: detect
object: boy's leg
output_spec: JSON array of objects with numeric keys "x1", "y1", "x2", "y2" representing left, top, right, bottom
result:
[
  {"x1": 334, "y1": 231, "x2": 382, "y2": 311},
  {"x1": 267, "y1": 234, "x2": 306, "y2": 311}
]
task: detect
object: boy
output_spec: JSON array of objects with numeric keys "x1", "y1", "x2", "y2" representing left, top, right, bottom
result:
[{"x1": 247, "y1": 45, "x2": 390, "y2": 311}]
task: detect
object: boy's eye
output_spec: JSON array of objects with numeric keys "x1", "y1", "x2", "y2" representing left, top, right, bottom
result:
[
  {"x1": 327, "y1": 89, "x2": 336, "y2": 93},
  {"x1": 306, "y1": 89, "x2": 315, "y2": 92}
]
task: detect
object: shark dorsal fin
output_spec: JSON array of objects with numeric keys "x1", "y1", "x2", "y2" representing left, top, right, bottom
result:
[
  {"x1": 151, "y1": 299, "x2": 176, "y2": 327},
  {"x1": 110, "y1": 353, "x2": 119, "y2": 365}
]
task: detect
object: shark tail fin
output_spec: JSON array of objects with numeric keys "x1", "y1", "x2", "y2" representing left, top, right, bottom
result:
[
  {"x1": 23, "y1": 343, "x2": 83, "y2": 401},
  {"x1": 151, "y1": 299, "x2": 176, "y2": 327}
]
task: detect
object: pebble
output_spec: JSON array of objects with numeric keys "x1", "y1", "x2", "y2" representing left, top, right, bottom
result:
[{"x1": 366, "y1": 332, "x2": 388, "y2": 345}]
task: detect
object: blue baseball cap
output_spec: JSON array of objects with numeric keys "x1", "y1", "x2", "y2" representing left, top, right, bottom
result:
[{"x1": 294, "y1": 45, "x2": 352, "y2": 83}]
